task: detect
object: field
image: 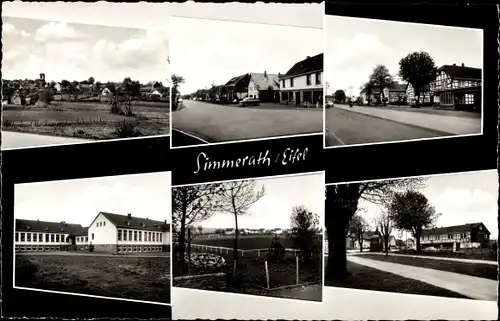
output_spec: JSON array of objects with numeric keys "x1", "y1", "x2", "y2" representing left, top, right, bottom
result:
[
  {"x1": 15, "y1": 253, "x2": 171, "y2": 304},
  {"x1": 2, "y1": 100, "x2": 169, "y2": 140},
  {"x1": 325, "y1": 261, "x2": 469, "y2": 299},
  {"x1": 191, "y1": 235, "x2": 321, "y2": 250},
  {"x1": 173, "y1": 235, "x2": 323, "y2": 301}
]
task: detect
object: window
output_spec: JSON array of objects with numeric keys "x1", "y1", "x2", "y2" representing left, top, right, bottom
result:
[
  {"x1": 97, "y1": 222, "x2": 100, "y2": 227},
  {"x1": 306, "y1": 74, "x2": 311, "y2": 85},
  {"x1": 139, "y1": 231, "x2": 142, "y2": 242},
  {"x1": 448, "y1": 234, "x2": 453, "y2": 239},
  {"x1": 16, "y1": 232, "x2": 19, "y2": 242},
  {"x1": 103, "y1": 221, "x2": 106, "y2": 226},
  {"x1": 56, "y1": 234, "x2": 60, "y2": 242},
  {"x1": 38, "y1": 234, "x2": 43, "y2": 242},
  {"x1": 134, "y1": 231, "x2": 137, "y2": 241},
  {"x1": 282, "y1": 79, "x2": 285, "y2": 88},
  {"x1": 315, "y1": 72, "x2": 321, "y2": 85},
  {"x1": 33, "y1": 234, "x2": 37, "y2": 242},
  {"x1": 50, "y1": 234, "x2": 54, "y2": 242},
  {"x1": 45, "y1": 234, "x2": 49, "y2": 242},
  {"x1": 85, "y1": 237, "x2": 88, "y2": 242},
  {"x1": 92, "y1": 233, "x2": 94, "y2": 241},
  {"x1": 27, "y1": 233, "x2": 32, "y2": 242},
  {"x1": 153, "y1": 233, "x2": 156, "y2": 242},
  {"x1": 464, "y1": 94, "x2": 474, "y2": 104},
  {"x1": 124, "y1": 230, "x2": 128, "y2": 241},
  {"x1": 290, "y1": 78, "x2": 294, "y2": 87},
  {"x1": 129, "y1": 230, "x2": 133, "y2": 241},
  {"x1": 118, "y1": 230, "x2": 122, "y2": 241},
  {"x1": 160, "y1": 233, "x2": 162, "y2": 242},
  {"x1": 149, "y1": 232, "x2": 152, "y2": 242}
]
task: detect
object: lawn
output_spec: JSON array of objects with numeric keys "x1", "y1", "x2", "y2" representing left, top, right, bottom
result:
[
  {"x1": 15, "y1": 254, "x2": 171, "y2": 304},
  {"x1": 361, "y1": 254, "x2": 497, "y2": 280},
  {"x1": 325, "y1": 261, "x2": 469, "y2": 299},
  {"x1": 394, "y1": 250, "x2": 497, "y2": 262},
  {"x1": 2, "y1": 101, "x2": 169, "y2": 140},
  {"x1": 369, "y1": 105, "x2": 481, "y2": 119}
]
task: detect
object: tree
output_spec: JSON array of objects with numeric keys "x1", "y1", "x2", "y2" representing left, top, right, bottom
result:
[
  {"x1": 334, "y1": 89, "x2": 346, "y2": 103},
  {"x1": 197, "y1": 226, "x2": 204, "y2": 234},
  {"x1": 325, "y1": 81, "x2": 330, "y2": 95},
  {"x1": 360, "y1": 82, "x2": 373, "y2": 105},
  {"x1": 171, "y1": 74, "x2": 185, "y2": 111},
  {"x1": 289, "y1": 205, "x2": 320, "y2": 262},
  {"x1": 172, "y1": 184, "x2": 225, "y2": 272},
  {"x1": 348, "y1": 214, "x2": 369, "y2": 252},
  {"x1": 374, "y1": 210, "x2": 393, "y2": 256},
  {"x1": 398, "y1": 51, "x2": 437, "y2": 108},
  {"x1": 88, "y1": 77, "x2": 95, "y2": 85},
  {"x1": 218, "y1": 180, "x2": 265, "y2": 281},
  {"x1": 324, "y1": 178, "x2": 426, "y2": 280},
  {"x1": 368, "y1": 64, "x2": 393, "y2": 105},
  {"x1": 388, "y1": 190, "x2": 441, "y2": 253}
]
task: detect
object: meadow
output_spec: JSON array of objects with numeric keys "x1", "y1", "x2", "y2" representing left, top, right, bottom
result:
[{"x1": 15, "y1": 253, "x2": 171, "y2": 304}]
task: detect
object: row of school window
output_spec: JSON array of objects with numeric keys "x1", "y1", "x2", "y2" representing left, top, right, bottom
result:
[
  {"x1": 15, "y1": 232, "x2": 67, "y2": 243},
  {"x1": 77, "y1": 236, "x2": 89, "y2": 243},
  {"x1": 281, "y1": 72, "x2": 321, "y2": 88},
  {"x1": 117, "y1": 246, "x2": 162, "y2": 253},
  {"x1": 423, "y1": 233, "x2": 468, "y2": 241},
  {"x1": 117, "y1": 229, "x2": 163, "y2": 242},
  {"x1": 96, "y1": 221, "x2": 106, "y2": 227}
]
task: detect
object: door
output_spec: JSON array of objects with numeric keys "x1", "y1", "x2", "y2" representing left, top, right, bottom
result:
[{"x1": 295, "y1": 92, "x2": 300, "y2": 105}]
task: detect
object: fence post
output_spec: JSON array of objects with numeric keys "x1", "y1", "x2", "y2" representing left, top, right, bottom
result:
[
  {"x1": 265, "y1": 261, "x2": 270, "y2": 290},
  {"x1": 296, "y1": 255, "x2": 299, "y2": 285},
  {"x1": 258, "y1": 249, "x2": 260, "y2": 257}
]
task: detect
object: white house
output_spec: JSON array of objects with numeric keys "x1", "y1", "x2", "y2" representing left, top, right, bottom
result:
[
  {"x1": 15, "y1": 212, "x2": 171, "y2": 254},
  {"x1": 101, "y1": 87, "x2": 112, "y2": 96},
  {"x1": 247, "y1": 72, "x2": 280, "y2": 102},
  {"x1": 279, "y1": 53, "x2": 323, "y2": 107},
  {"x1": 54, "y1": 82, "x2": 62, "y2": 93}
]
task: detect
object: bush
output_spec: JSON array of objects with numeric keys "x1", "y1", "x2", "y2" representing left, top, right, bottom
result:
[
  {"x1": 114, "y1": 120, "x2": 141, "y2": 138},
  {"x1": 89, "y1": 244, "x2": 95, "y2": 252},
  {"x1": 184, "y1": 253, "x2": 226, "y2": 269},
  {"x1": 3, "y1": 119, "x2": 14, "y2": 127},
  {"x1": 15, "y1": 256, "x2": 39, "y2": 285}
]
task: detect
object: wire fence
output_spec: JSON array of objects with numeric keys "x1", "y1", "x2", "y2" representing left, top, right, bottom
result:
[{"x1": 3, "y1": 115, "x2": 167, "y2": 127}]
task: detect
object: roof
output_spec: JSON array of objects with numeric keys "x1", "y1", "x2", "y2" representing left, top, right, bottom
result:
[
  {"x1": 281, "y1": 53, "x2": 323, "y2": 79},
  {"x1": 74, "y1": 227, "x2": 89, "y2": 236},
  {"x1": 439, "y1": 65, "x2": 481, "y2": 80},
  {"x1": 224, "y1": 74, "x2": 249, "y2": 87},
  {"x1": 15, "y1": 219, "x2": 86, "y2": 235},
  {"x1": 421, "y1": 223, "x2": 487, "y2": 236},
  {"x1": 249, "y1": 73, "x2": 279, "y2": 91},
  {"x1": 98, "y1": 211, "x2": 170, "y2": 232},
  {"x1": 387, "y1": 82, "x2": 407, "y2": 91}
]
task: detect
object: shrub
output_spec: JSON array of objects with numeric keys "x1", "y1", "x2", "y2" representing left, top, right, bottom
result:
[
  {"x1": 109, "y1": 96, "x2": 123, "y2": 115},
  {"x1": 3, "y1": 119, "x2": 14, "y2": 127},
  {"x1": 114, "y1": 120, "x2": 140, "y2": 138},
  {"x1": 184, "y1": 253, "x2": 226, "y2": 269},
  {"x1": 89, "y1": 244, "x2": 95, "y2": 252}
]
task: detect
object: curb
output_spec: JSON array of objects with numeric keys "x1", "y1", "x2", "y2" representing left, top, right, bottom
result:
[
  {"x1": 171, "y1": 128, "x2": 211, "y2": 146},
  {"x1": 333, "y1": 107, "x2": 456, "y2": 137}
]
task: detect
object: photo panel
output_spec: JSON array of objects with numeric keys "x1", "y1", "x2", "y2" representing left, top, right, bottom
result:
[
  {"x1": 171, "y1": 172, "x2": 325, "y2": 303},
  {"x1": 324, "y1": 170, "x2": 497, "y2": 318},
  {"x1": 324, "y1": 15, "x2": 483, "y2": 148},
  {"x1": 169, "y1": 16, "x2": 324, "y2": 148},
  {"x1": 2, "y1": 17, "x2": 170, "y2": 151},
  {"x1": 13, "y1": 172, "x2": 172, "y2": 306}
]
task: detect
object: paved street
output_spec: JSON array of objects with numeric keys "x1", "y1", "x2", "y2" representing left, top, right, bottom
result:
[
  {"x1": 2, "y1": 130, "x2": 91, "y2": 150},
  {"x1": 347, "y1": 255, "x2": 497, "y2": 301},
  {"x1": 172, "y1": 100, "x2": 322, "y2": 146},
  {"x1": 325, "y1": 108, "x2": 449, "y2": 147}
]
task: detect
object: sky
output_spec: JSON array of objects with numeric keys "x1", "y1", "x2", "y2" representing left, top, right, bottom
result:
[
  {"x1": 14, "y1": 172, "x2": 171, "y2": 227},
  {"x1": 2, "y1": 17, "x2": 169, "y2": 84},
  {"x1": 198, "y1": 173, "x2": 325, "y2": 230},
  {"x1": 357, "y1": 170, "x2": 498, "y2": 240},
  {"x1": 170, "y1": 17, "x2": 323, "y2": 94},
  {"x1": 325, "y1": 15, "x2": 483, "y2": 96}
]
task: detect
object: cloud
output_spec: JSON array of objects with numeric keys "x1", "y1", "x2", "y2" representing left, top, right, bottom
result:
[
  {"x1": 35, "y1": 21, "x2": 86, "y2": 42},
  {"x1": 433, "y1": 188, "x2": 497, "y2": 215},
  {"x1": 91, "y1": 29, "x2": 168, "y2": 70}
]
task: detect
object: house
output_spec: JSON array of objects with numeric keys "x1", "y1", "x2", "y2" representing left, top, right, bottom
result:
[
  {"x1": 429, "y1": 63, "x2": 482, "y2": 112},
  {"x1": 15, "y1": 212, "x2": 171, "y2": 254},
  {"x1": 347, "y1": 230, "x2": 397, "y2": 251},
  {"x1": 140, "y1": 81, "x2": 163, "y2": 96},
  {"x1": 247, "y1": 72, "x2": 280, "y2": 102},
  {"x1": 15, "y1": 219, "x2": 87, "y2": 252},
  {"x1": 101, "y1": 87, "x2": 112, "y2": 96},
  {"x1": 224, "y1": 228, "x2": 236, "y2": 235},
  {"x1": 420, "y1": 222, "x2": 490, "y2": 251},
  {"x1": 223, "y1": 73, "x2": 252, "y2": 101},
  {"x1": 278, "y1": 53, "x2": 323, "y2": 106},
  {"x1": 361, "y1": 82, "x2": 407, "y2": 105},
  {"x1": 406, "y1": 83, "x2": 432, "y2": 106},
  {"x1": 54, "y1": 82, "x2": 62, "y2": 93}
]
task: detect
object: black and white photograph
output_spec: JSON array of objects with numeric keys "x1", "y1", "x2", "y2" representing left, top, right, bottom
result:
[
  {"x1": 169, "y1": 16, "x2": 324, "y2": 148},
  {"x1": 14, "y1": 172, "x2": 172, "y2": 305},
  {"x1": 2, "y1": 16, "x2": 170, "y2": 150},
  {"x1": 324, "y1": 170, "x2": 497, "y2": 302},
  {"x1": 324, "y1": 16, "x2": 483, "y2": 148},
  {"x1": 172, "y1": 173, "x2": 324, "y2": 302}
]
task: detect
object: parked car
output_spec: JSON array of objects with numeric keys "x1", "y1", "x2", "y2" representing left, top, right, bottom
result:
[
  {"x1": 240, "y1": 97, "x2": 260, "y2": 106},
  {"x1": 325, "y1": 100, "x2": 334, "y2": 108}
]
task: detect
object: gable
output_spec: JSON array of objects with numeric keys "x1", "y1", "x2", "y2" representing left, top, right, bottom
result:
[{"x1": 281, "y1": 53, "x2": 323, "y2": 79}]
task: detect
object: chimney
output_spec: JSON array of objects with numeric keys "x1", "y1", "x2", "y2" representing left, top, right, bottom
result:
[
  {"x1": 453, "y1": 63, "x2": 456, "y2": 66},
  {"x1": 264, "y1": 71, "x2": 267, "y2": 78},
  {"x1": 306, "y1": 56, "x2": 311, "y2": 59},
  {"x1": 61, "y1": 221, "x2": 66, "y2": 226},
  {"x1": 461, "y1": 63, "x2": 465, "y2": 67},
  {"x1": 40, "y1": 73, "x2": 45, "y2": 81},
  {"x1": 127, "y1": 213, "x2": 131, "y2": 220},
  {"x1": 164, "y1": 220, "x2": 167, "y2": 224}
]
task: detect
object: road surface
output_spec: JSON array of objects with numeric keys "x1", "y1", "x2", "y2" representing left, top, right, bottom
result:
[
  {"x1": 325, "y1": 108, "x2": 449, "y2": 147},
  {"x1": 172, "y1": 100, "x2": 322, "y2": 146},
  {"x1": 2, "y1": 131, "x2": 91, "y2": 150},
  {"x1": 348, "y1": 255, "x2": 497, "y2": 301}
]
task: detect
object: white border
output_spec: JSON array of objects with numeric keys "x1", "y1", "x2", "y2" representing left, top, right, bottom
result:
[
  {"x1": 12, "y1": 171, "x2": 173, "y2": 308},
  {"x1": 322, "y1": 15, "x2": 485, "y2": 149},
  {"x1": 325, "y1": 168, "x2": 497, "y2": 186},
  {"x1": 168, "y1": 15, "x2": 324, "y2": 149},
  {"x1": 172, "y1": 170, "x2": 326, "y2": 304}
]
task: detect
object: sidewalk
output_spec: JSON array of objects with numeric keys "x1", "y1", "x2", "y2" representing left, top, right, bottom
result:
[
  {"x1": 364, "y1": 251, "x2": 498, "y2": 265},
  {"x1": 347, "y1": 255, "x2": 497, "y2": 301},
  {"x1": 334, "y1": 104, "x2": 481, "y2": 135}
]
